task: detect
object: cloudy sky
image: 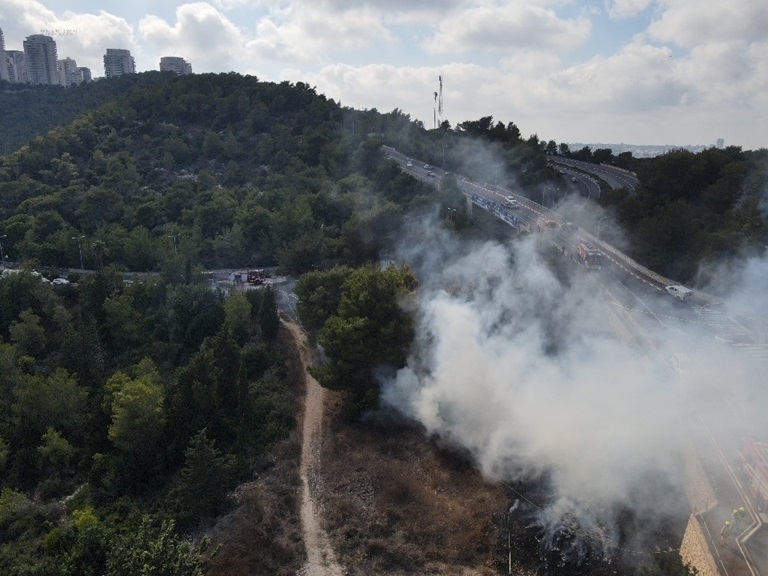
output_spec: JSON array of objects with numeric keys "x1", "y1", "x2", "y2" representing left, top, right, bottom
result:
[{"x1": 1, "y1": 0, "x2": 767, "y2": 149}]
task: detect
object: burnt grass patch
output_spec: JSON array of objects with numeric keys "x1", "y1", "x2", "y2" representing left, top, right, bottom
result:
[
  {"x1": 503, "y1": 475, "x2": 692, "y2": 576},
  {"x1": 319, "y1": 406, "x2": 692, "y2": 576}
]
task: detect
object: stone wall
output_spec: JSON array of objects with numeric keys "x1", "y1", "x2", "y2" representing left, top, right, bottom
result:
[{"x1": 681, "y1": 515, "x2": 720, "y2": 576}]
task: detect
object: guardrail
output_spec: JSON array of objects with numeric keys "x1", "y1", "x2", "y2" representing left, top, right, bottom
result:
[{"x1": 471, "y1": 193, "x2": 522, "y2": 228}]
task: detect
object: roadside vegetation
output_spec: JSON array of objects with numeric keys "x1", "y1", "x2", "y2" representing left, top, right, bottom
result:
[{"x1": 552, "y1": 142, "x2": 768, "y2": 284}]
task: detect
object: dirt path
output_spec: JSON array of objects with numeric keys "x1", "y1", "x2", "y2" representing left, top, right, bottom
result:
[{"x1": 287, "y1": 322, "x2": 344, "y2": 576}]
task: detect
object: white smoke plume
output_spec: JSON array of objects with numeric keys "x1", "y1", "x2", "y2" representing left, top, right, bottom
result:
[{"x1": 382, "y1": 211, "x2": 768, "y2": 551}]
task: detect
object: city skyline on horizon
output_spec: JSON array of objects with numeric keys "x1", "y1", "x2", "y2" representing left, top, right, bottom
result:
[
  {"x1": 2, "y1": 27, "x2": 194, "y2": 87},
  {"x1": 0, "y1": 1, "x2": 765, "y2": 150}
]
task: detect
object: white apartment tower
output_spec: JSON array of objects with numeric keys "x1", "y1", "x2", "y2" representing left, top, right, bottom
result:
[
  {"x1": 159, "y1": 56, "x2": 192, "y2": 75},
  {"x1": 23, "y1": 34, "x2": 58, "y2": 85},
  {"x1": 103, "y1": 48, "x2": 136, "y2": 78},
  {"x1": 0, "y1": 27, "x2": 10, "y2": 82}
]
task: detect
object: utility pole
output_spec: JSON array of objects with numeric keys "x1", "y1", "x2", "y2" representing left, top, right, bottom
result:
[
  {"x1": 0, "y1": 234, "x2": 6, "y2": 268},
  {"x1": 71, "y1": 235, "x2": 85, "y2": 270}
]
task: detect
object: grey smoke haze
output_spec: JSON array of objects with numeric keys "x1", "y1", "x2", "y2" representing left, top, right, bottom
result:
[{"x1": 381, "y1": 209, "x2": 767, "y2": 543}]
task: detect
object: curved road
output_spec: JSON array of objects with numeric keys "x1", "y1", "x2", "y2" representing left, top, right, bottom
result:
[{"x1": 549, "y1": 155, "x2": 638, "y2": 192}]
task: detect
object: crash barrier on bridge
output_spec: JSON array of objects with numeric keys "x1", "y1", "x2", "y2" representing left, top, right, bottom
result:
[{"x1": 471, "y1": 194, "x2": 522, "y2": 228}]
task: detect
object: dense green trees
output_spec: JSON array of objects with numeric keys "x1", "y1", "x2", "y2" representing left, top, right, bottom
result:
[
  {"x1": 299, "y1": 265, "x2": 418, "y2": 416},
  {"x1": 0, "y1": 264, "x2": 296, "y2": 571}
]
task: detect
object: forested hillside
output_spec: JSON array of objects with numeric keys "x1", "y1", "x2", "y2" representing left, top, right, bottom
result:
[
  {"x1": 0, "y1": 73, "x2": 477, "y2": 275},
  {"x1": 1, "y1": 70, "x2": 766, "y2": 575}
]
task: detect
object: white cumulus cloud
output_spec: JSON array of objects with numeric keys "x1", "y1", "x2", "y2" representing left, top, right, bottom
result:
[{"x1": 139, "y1": 2, "x2": 246, "y2": 72}]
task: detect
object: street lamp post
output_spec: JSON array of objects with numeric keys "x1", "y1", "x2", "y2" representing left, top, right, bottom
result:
[
  {"x1": 597, "y1": 216, "x2": 608, "y2": 242},
  {"x1": 167, "y1": 234, "x2": 180, "y2": 256},
  {"x1": 71, "y1": 235, "x2": 85, "y2": 270}
]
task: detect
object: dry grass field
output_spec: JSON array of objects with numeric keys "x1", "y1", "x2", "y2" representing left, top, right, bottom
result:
[{"x1": 315, "y1": 404, "x2": 509, "y2": 576}]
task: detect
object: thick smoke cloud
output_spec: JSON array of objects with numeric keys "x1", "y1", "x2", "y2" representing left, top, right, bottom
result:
[{"x1": 381, "y1": 211, "x2": 767, "y2": 548}]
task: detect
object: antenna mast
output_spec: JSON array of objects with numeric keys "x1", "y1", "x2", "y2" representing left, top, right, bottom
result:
[
  {"x1": 433, "y1": 90, "x2": 438, "y2": 129},
  {"x1": 438, "y1": 75, "x2": 443, "y2": 126}
]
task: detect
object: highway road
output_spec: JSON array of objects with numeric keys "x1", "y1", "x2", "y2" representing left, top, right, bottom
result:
[
  {"x1": 549, "y1": 155, "x2": 638, "y2": 193},
  {"x1": 385, "y1": 144, "x2": 762, "y2": 350},
  {"x1": 551, "y1": 161, "x2": 603, "y2": 199}
]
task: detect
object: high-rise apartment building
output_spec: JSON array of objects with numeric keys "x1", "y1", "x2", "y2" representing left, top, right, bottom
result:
[
  {"x1": 58, "y1": 57, "x2": 83, "y2": 87},
  {"x1": 78, "y1": 67, "x2": 92, "y2": 83},
  {"x1": 160, "y1": 56, "x2": 193, "y2": 75},
  {"x1": 23, "y1": 34, "x2": 58, "y2": 85},
  {"x1": 6, "y1": 50, "x2": 27, "y2": 83},
  {"x1": 0, "y1": 27, "x2": 10, "y2": 82},
  {"x1": 103, "y1": 48, "x2": 135, "y2": 78}
]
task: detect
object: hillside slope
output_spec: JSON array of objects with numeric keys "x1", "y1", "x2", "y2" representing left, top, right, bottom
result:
[{"x1": 0, "y1": 73, "x2": 179, "y2": 155}]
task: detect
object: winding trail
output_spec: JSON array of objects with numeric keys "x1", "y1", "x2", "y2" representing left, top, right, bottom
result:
[{"x1": 287, "y1": 322, "x2": 344, "y2": 576}]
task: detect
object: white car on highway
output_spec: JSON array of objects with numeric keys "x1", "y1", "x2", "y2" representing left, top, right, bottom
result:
[{"x1": 665, "y1": 285, "x2": 692, "y2": 301}]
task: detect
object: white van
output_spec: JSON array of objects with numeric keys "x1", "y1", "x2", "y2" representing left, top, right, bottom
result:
[
  {"x1": 503, "y1": 196, "x2": 520, "y2": 209},
  {"x1": 665, "y1": 285, "x2": 692, "y2": 301}
]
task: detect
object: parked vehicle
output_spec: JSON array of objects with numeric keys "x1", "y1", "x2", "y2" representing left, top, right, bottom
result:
[{"x1": 247, "y1": 269, "x2": 268, "y2": 285}]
